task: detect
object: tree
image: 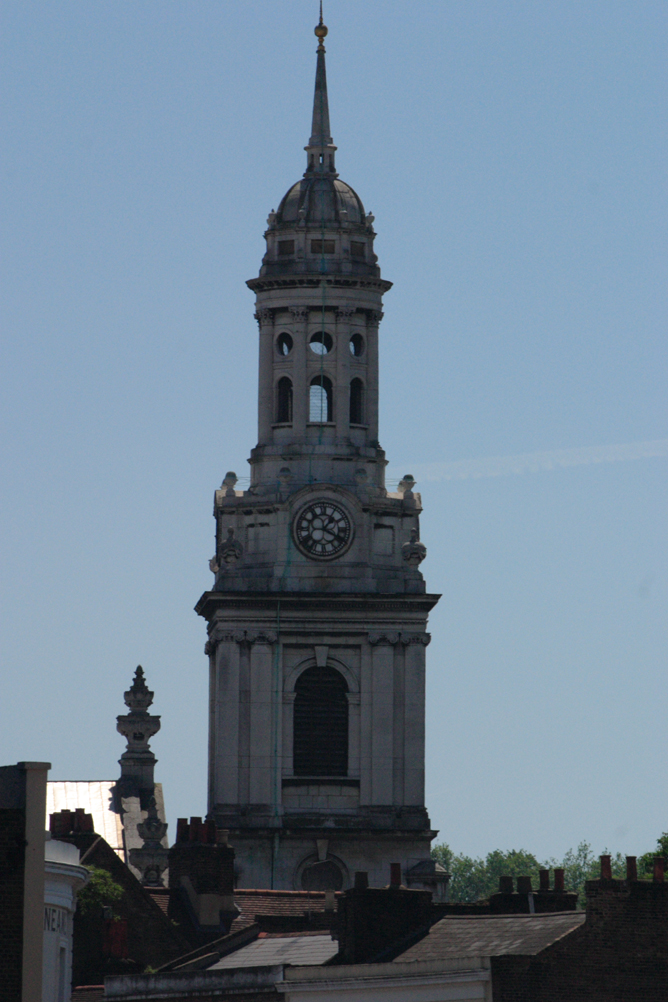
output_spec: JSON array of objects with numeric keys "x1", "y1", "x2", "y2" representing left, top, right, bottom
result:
[
  {"x1": 76, "y1": 865, "x2": 124, "y2": 918},
  {"x1": 639, "y1": 831, "x2": 668, "y2": 878},
  {"x1": 432, "y1": 840, "x2": 627, "y2": 908}
]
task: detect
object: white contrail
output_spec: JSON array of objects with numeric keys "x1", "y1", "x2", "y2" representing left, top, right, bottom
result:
[{"x1": 388, "y1": 439, "x2": 668, "y2": 484}]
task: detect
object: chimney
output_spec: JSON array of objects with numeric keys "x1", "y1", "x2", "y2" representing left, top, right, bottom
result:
[
  {"x1": 499, "y1": 875, "x2": 513, "y2": 894},
  {"x1": 168, "y1": 818, "x2": 238, "y2": 931},
  {"x1": 626, "y1": 856, "x2": 637, "y2": 882},
  {"x1": 336, "y1": 875, "x2": 432, "y2": 964},
  {"x1": 601, "y1": 855, "x2": 612, "y2": 881},
  {"x1": 539, "y1": 869, "x2": 550, "y2": 892},
  {"x1": 554, "y1": 868, "x2": 565, "y2": 892},
  {"x1": 517, "y1": 875, "x2": 533, "y2": 894},
  {"x1": 654, "y1": 857, "x2": 665, "y2": 883},
  {"x1": 49, "y1": 810, "x2": 97, "y2": 852},
  {"x1": 389, "y1": 863, "x2": 402, "y2": 887}
]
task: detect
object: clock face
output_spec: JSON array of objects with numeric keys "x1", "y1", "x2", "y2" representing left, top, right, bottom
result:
[{"x1": 293, "y1": 501, "x2": 353, "y2": 559}]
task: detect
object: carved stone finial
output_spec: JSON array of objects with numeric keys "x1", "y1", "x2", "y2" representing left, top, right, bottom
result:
[
  {"x1": 117, "y1": 666, "x2": 161, "y2": 790},
  {"x1": 124, "y1": 666, "x2": 154, "y2": 712},
  {"x1": 130, "y1": 796, "x2": 169, "y2": 887},
  {"x1": 402, "y1": 528, "x2": 427, "y2": 567},
  {"x1": 398, "y1": 474, "x2": 416, "y2": 497},
  {"x1": 222, "y1": 471, "x2": 238, "y2": 497}
]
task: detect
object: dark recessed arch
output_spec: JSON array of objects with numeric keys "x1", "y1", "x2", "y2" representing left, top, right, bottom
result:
[
  {"x1": 293, "y1": 666, "x2": 348, "y2": 777},
  {"x1": 276, "y1": 376, "x2": 293, "y2": 423},
  {"x1": 349, "y1": 377, "x2": 364, "y2": 425}
]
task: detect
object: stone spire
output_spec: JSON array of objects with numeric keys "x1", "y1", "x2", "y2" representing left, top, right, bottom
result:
[
  {"x1": 305, "y1": 5, "x2": 337, "y2": 176},
  {"x1": 116, "y1": 666, "x2": 161, "y2": 791}
]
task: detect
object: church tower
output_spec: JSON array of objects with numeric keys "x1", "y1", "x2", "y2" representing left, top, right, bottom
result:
[{"x1": 196, "y1": 14, "x2": 440, "y2": 891}]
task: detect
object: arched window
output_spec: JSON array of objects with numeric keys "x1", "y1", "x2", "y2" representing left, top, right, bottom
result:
[
  {"x1": 309, "y1": 375, "x2": 333, "y2": 423},
  {"x1": 293, "y1": 667, "x2": 348, "y2": 776},
  {"x1": 349, "y1": 378, "x2": 364, "y2": 425},
  {"x1": 276, "y1": 377, "x2": 293, "y2": 423}
]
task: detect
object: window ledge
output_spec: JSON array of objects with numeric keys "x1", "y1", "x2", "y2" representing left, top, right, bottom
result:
[{"x1": 282, "y1": 777, "x2": 360, "y2": 787}]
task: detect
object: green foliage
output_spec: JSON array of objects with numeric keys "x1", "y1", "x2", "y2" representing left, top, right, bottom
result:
[
  {"x1": 431, "y1": 844, "x2": 541, "y2": 904},
  {"x1": 639, "y1": 831, "x2": 668, "y2": 877},
  {"x1": 77, "y1": 865, "x2": 124, "y2": 917},
  {"x1": 432, "y1": 840, "x2": 626, "y2": 908}
]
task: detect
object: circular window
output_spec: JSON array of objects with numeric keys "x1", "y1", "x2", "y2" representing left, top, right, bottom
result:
[
  {"x1": 277, "y1": 332, "x2": 293, "y2": 356},
  {"x1": 349, "y1": 333, "x2": 364, "y2": 357},
  {"x1": 301, "y1": 860, "x2": 344, "y2": 891},
  {"x1": 293, "y1": 500, "x2": 353, "y2": 560},
  {"x1": 309, "y1": 332, "x2": 333, "y2": 355}
]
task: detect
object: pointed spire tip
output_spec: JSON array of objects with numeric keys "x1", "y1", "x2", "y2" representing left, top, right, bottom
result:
[{"x1": 315, "y1": 1, "x2": 328, "y2": 50}]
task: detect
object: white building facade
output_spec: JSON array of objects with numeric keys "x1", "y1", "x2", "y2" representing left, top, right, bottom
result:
[
  {"x1": 43, "y1": 836, "x2": 88, "y2": 1002},
  {"x1": 197, "y1": 17, "x2": 440, "y2": 891}
]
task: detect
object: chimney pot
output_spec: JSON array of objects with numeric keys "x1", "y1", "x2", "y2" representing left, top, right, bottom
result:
[
  {"x1": 626, "y1": 856, "x2": 638, "y2": 882},
  {"x1": 554, "y1": 868, "x2": 565, "y2": 892},
  {"x1": 354, "y1": 871, "x2": 369, "y2": 890},
  {"x1": 653, "y1": 857, "x2": 665, "y2": 883},
  {"x1": 539, "y1": 869, "x2": 550, "y2": 892},
  {"x1": 189, "y1": 817, "x2": 202, "y2": 841},
  {"x1": 600, "y1": 855, "x2": 612, "y2": 880},
  {"x1": 517, "y1": 875, "x2": 532, "y2": 894},
  {"x1": 176, "y1": 818, "x2": 188, "y2": 842},
  {"x1": 499, "y1": 875, "x2": 513, "y2": 894},
  {"x1": 217, "y1": 828, "x2": 229, "y2": 845},
  {"x1": 390, "y1": 863, "x2": 402, "y2": 887}
]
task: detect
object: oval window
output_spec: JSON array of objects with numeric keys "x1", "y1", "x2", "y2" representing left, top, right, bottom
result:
[{"x1": 309, "y1": 332, "x2": 333, "y2": 355}]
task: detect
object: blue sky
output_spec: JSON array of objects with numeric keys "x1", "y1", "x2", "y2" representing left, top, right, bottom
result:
[{"x1": 1, "y1": 0, "x2": 666, "y2": 861}]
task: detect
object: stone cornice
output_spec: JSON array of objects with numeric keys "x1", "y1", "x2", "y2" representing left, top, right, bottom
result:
[
  {"x1": 196, "y1": 591, "x2": 441, "y2": 621},
  {"x1": 246, "y1": 275, "x2": 393, "y2": 294}
]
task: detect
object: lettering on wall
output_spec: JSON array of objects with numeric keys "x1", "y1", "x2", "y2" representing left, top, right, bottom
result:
[{"x1": 44, "y1": 906, "x2": 68, "y2": 935}]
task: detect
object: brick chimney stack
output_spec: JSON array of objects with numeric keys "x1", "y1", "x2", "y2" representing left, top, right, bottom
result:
[
  {"x1": 336, "y1": 865, "x2": 432, "y2": 964},
  {"x1": 168, "y1": 818, "x2": 238, "y2": 933}
]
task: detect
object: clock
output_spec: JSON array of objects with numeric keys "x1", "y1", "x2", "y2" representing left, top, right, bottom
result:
[{"x1": 293, "y1": 500, "x2": 353, "y2": 559}]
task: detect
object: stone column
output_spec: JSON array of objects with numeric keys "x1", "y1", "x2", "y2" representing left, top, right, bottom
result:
[
  {"x1": 290, "y1": 306, "x2": 308, "y2": 438},
  {"x1": 359, "y1": 642, "x2": 373, "y2": 805},
  {"x1": 347, "y1": 692, "x2": 361, "y2": 778},
  {"x1": 208, "y1": 631, "x2": 243, "y2": 809},
  {"x1": 282, "y1": 691, "x2": 296, "y2": 776},
  {"x1": 335, "y1": 305, "x2": 354, "y2": 443},
  {"x1": 256, "y1": 309, "x2": 274, "y2": 445},
  {"x1": 248, "y1": 632, "x2": 277, "y2": 807},
  {"x1": 366, "y1": 310, "x2": 383, "y2": 443},
  {"x1": 369, "y1": 632, "x2": 397, "y2": 805},
  {"x1": 402, "y1": 633, "x2": 430, "y2": 806}
]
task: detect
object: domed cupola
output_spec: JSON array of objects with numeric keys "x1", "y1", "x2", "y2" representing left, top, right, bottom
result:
[{"x1": 256, "y1": 12, "x2": 381, "y2": 280}]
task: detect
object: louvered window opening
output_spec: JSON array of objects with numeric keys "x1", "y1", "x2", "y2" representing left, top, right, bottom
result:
[{"x1": 293, "y1": 667, "x2": 348, "y2": 776}]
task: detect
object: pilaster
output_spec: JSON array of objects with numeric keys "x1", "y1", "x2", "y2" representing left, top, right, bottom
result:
[
  {"x1": 290, "y1": 306, "x2": 308, "y2": 438},
  {"x1": 256, "y1": 309, "x2": 274, "y2": 444}
]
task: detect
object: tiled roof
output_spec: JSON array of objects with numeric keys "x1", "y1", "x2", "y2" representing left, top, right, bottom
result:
[
  {"x1": 70, "y1": 987, "x2": 104, "y2": 1002},
  {"x1": 145, "y1": 888, "x2": 170, "y2": 915},
  {"x1": 396, "y1": 912, "x2": 586, "y2": 961},
  {"x1": 234, "y1": 889, "x2": 338, "y2": 923},
  {"x1": 47, "y1": 781, "x2": 123, "y2": 854},
  {"x1": 208, "y1": 934, "x2": 338, "y2": 969}
]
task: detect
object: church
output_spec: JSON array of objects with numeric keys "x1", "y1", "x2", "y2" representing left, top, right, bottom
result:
[{"x1": 195, "y1": 14, "x2": 442, "y2": 893}]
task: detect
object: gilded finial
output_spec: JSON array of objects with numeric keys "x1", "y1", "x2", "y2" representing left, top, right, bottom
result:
[{"x1": 315, "y1": 1, "x2": 328, "y2": 50}]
